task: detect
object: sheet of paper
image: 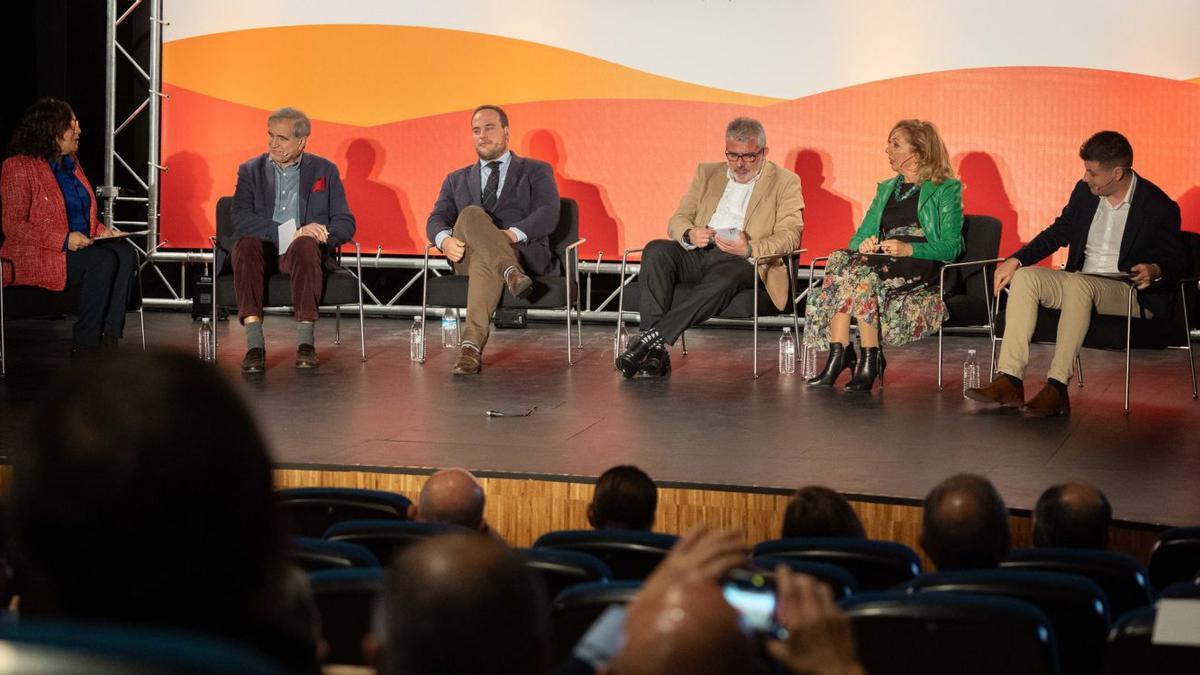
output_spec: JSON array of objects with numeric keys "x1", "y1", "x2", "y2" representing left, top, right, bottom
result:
[
  {"x1": 277, "y1": 218, "x2": 297, "y2": 254},
  {"x1": 1152, "y1": 598, "x2": 1200, "y2": 646}
]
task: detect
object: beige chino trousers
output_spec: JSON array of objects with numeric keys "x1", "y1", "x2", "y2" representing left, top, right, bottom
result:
[
  {"x1": 998, "y1": 266, "x2": 1146, "y2": 383},
  {"x1": 450, "y1": 206, "x2": 524, "y2": 350}
]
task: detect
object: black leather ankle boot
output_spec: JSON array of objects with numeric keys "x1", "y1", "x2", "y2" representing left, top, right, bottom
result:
[
  {"x1": 845, "y1": 346, "x2": 886, "y2": 391},
  {"x1": 807, "y1": 342, "x2": 856, "y2": 386}
]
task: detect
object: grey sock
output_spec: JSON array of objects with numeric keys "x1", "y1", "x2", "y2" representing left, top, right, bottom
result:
[
  {"x1": 245, "y1": 321, "x2": 265, "y2": 350},
  {"x1": 298, "y1": 321, "x2": 315, "y2": 347}
]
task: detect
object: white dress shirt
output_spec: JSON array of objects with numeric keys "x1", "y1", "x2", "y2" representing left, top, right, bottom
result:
[
  {"x1": 683, "y1": 168, "x2": 761, "y2": 251},
  {"x1": 1081, "y1": 173, "x2": 1136, "y2": 274}
]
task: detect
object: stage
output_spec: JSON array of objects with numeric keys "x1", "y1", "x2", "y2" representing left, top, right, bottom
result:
[{"x1": 2, "y1": 312, "x2": 1197, "y2": 535}]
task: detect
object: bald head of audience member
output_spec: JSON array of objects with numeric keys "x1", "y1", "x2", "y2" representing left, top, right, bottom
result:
[
  {"x1": 1033, "y1": 481, "x2": 1111, "y2": 549},
  {"x1": 920, "y1": 473, "x2": 1010, "y2": 570},
  {"x1": 381, "y1": 533, "x2": 548, "y2": 675},
  {"x1": 605, "y1": 579, "x2": 754, "y2": 675},
  {"x1": 410, "y1": 468, "x2": 487, "y2": 531}
]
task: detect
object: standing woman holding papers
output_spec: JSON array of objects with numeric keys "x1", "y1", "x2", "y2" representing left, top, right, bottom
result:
[
  {"x1": 1, "y1": 98, "x2": 135, "y2": 354},
  {"x1": 804, "y1": 120, "x2": 963, "y2": 391}
]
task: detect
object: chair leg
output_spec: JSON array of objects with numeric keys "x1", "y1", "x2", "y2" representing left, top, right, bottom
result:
[
  {"x1": 566, "y1": 303, "x2": 573, "y2": 366},
  {"x1": 334, "y1": 306, "x2": 342, "y2": 345},
  {"x1": 680, "y1": 331, "x2": 688, "y2": 356},
  {"x1": 1124, "y1": 289, "x2": 1134, "y2": 416},
  {"x1": 1075, "y1": 354, "x2": 1084, "y2": 388},
  {"x1": 138, "y1": 271, "x2": 146, "y2": 350},
  {"x1": 1182, "y1": 282, "x2": 1197, "y2": 400},
  {"x1": 1, "y1": 282, "x2": 7, "y2": 377},
  {"x1": 937, "y1": 327, "x2": 945, "y2": 391},
  {"x1": 752, "y1": 280, "x2": 760, "y2": 379}
]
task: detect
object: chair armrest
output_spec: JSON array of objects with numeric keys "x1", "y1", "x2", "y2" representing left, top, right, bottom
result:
[
  {"x1": 752, "y1": 247, "x2": 807, "y2": 267},
  {"x1": 941, "y1": 257, "x2": 1005, "y2": 271},
  {"x1": 565, "y1": 238, "x2": 588, "y2": 252}
]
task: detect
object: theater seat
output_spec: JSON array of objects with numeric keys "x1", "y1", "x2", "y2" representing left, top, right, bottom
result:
[
  {"x1": 277, "y1": 487, "x2": 412, "y2": 538},
  {"x1": 550, "y1": 580, "x2": 641, "y2": 667},
  {"x1": 516, "y1": 548, "x2": 614, "y2": 602},
  {"x1": 323, "y1": 520, "x2": 469, "y2": 565},
  {"x1": 749, "y1": 556, "x2": 858, "y2": 599},
  {"x1": 1104, "y1": 605, "x2": 1200, "y2": 674},
  {"x1": 533, "y1": 529, "x2": 678, "y2": 580},
  {"x1": 1002, "y1": 548, "x2": 1152, "y2": 621},
  {"x1": 0, "y1": 619, "x2": 289, "y2": 674},
  {"x1": 289, "y1": 536, "x2": 381, "y2": 572},
  {"x1": 841, "y1": 591, "x2": 1058, "y2": 675},
  {"x1": 752, "y1": 538, "x2": 922, "y2": 591},
  {"x1": 309, "y1": 568, "x2": 385, "y2": 667},
  {"x1": 908, "y1": 569, "x2": 1109, "y2": 675},
  {"x1": 1148, "y1": 526, "x2": 1200, "y2": 592}
]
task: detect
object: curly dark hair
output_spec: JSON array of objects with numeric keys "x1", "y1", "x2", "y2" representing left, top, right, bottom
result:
[{"x1": 8, "y1": 97, "x2": 76, "y2": 161}]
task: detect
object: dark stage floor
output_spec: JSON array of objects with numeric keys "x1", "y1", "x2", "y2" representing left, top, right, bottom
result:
[{"x1": 2, "y1": 313, "x2": 1198, "y2": 526}]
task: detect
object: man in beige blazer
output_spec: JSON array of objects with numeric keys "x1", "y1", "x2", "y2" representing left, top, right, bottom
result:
[{"x1": 616, "y1": 117, "x2": 804, "y2": 378}]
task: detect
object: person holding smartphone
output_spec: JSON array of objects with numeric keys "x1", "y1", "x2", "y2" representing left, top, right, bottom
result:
[
  {"x1": 967, "y1": 131, "x2": 1184, "y2": 416},
  {"x1": 804, "y1": 120, "x2": 964, "y2": 392},
  {"x1": 1, "y1": 98, "x2": 136, "y2": 355}
]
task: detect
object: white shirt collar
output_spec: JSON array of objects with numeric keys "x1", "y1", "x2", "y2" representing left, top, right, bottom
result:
[
  {"x1": 1105, "y1": 172, "x2": 1136, "y2": 209},
  {"x1": 480, "y1": 150, "x2": 512, "y2": 169}
]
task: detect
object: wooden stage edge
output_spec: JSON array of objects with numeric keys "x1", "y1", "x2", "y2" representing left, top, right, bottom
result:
[{"x1": 274, "y1": 463, "x2": 1167, "y2": 568}]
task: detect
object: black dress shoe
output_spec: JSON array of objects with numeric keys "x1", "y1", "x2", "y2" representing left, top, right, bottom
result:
[
  {"x1": 845, "y1": 346, "x2": 886, "y2": 392},
  {"x1": 241, "y1": 347, "x2": 266, "y2": 373},
  {"x1": 806, "y1": 342, "x2": 856, "y2": 386},
  {"x1": 295, "y1": 344, "x2": 319, "y2": 369},
  {"x1": 616, "y1": 330, "x2": 662, "y2": 378},
  {"x1": 635, "y1": 345, "x2": 671, "y2": 378}
]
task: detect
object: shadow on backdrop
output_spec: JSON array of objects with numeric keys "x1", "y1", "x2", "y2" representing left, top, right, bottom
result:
[
  {"x1": 524, "y1": 129, "x2": 622, "y2": 261},
  {"x1": 339, "y1": 137, "x2": 415, "y2": 253},
  {"x1": 160, "y1": 151, "x2": 213, "y2": 248},
  {"x1": 786, "y1": 148, "x2": 856, "y2": 263},
  {"x1": 956, "y1": 151, "x2": 1026, "y2": 260}
]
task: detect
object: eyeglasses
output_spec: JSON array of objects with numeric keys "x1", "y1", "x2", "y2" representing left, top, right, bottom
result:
[{"x1": 725, "y1": 149, "x2": 763, "y2": 163}]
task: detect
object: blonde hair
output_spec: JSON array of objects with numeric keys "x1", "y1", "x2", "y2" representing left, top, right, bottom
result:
[{"x1": 891, "y1": 119, "x2": 955, "y2": 184}]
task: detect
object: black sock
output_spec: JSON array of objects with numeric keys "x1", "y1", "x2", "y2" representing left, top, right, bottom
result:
[
  {"x1": 638, "y1": 328, "x2": 664, "y2": 348},
  {"x1": 1002, "y1": 373, "x2": 1023, "y2": 388},
  {"x1": 1047, "y1": 378, "x2": 1068, "y2": 395}
]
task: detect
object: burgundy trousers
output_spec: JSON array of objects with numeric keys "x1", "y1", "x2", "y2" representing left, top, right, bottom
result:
[{"x1": 231, "y1": 236, "x2": 324, "y2": 322}]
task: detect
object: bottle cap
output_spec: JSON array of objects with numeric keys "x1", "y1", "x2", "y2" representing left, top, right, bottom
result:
[
  {"x1": 968, "y1": 349, "x2": 976, "y2": 355},
  {"x1": 782, "y1": 327, "x2": 791, "y2": 333}
]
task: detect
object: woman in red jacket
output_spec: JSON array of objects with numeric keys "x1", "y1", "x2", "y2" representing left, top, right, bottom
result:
[{"x1": 1, "y1": 98, "x2": 136, "y2": 352}]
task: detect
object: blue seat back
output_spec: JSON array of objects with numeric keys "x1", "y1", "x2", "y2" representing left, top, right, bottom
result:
[
  {"x1": 1149, "y1": 526, "x2": 1200, "y2": 592},
  {"x1": 277, "y1": 487, "x2": 411, "y2": 538},
  {"x1": 550, "y1": 580, "x2": 641, "y2": 667},
  {"x1": 752, "y1": 537, "x2": 922, "y2": 591},
  {"x1": 1002, "y1": 547, "x2": 1151, "y2": 620},
  {"x1": 309, "y1": 568, "x2": 385, "y2": 666},
  {"x1": 533, "y1": 529, "x2": 678, "y2": 580},
  {"x1": 323, "y1": 519, "x2": 470, "y2": 565},
  {"x1": 289, "y1": 536, "x2": 381, "y2": 572},
  {"x1": 516, "y1": 548, "x2": 613, "y2": 602}
]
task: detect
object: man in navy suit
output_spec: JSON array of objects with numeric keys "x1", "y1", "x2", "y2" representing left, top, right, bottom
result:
[
  {"x1": 426, "y1": 105, "x2": 560, "y2": 375},
  {"x1": 967, "y1": 131, "x2": 1184, "y2": 416},
  {"x1": 229, "y1": 107, "x2": 355, "y2": 373}
]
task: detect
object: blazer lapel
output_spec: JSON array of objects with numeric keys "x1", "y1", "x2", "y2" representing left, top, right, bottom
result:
[
  {"x1": 298, "y1": 156, "x2": 315, "y2": 224},
  {"x1": 744, "y1": 162, "x2": 774, "y2": 225},
  {"x1": 498, "y1": 154, "x2": 523, "y2": 206},
  {"x1": 1118, "y1": 174, "x2": 1146, "y2": 263},
  {"x1": 917, "y1": 179, "x2": 933, "y2": 212},
  {"x1": 468, "y1": 161, "x2": 482, "y2": 206},
  {"x1": 262, "y1": 155, "x2": 278, "y2": 215}
]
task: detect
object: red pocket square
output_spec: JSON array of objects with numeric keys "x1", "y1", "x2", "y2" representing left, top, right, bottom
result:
[{"x1": 312, "y1": 177, "x2": 327, "y2": 193}]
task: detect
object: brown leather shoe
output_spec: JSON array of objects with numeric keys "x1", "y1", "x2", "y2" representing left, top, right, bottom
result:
[
  {"x1": 1023, "y1": 383, "x2": 1070, "y2": 417},
  {"x1": 504, "y1": 267, "x2": 534, "y2": 299},
  {"x1": 295, "y1": 344, "x2": 320, "y2": 369},
  {"x1": 451, "y1": 344, "x2": 482, "y2": 375},
  {"x1": 965, "y1": 374, "x2": 1024, "y2": 406},
  {"x1": 241, "y1": 347, "x2": 266, "y2": 373}
]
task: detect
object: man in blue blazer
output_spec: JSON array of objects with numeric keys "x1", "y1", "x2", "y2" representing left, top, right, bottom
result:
[
  {"x1": 228, "y1": 107, "x2": 355, "y2": 373},
  {"x1": 967, "y1": 131, "x2": 1184, "y2": 416},
  {"x1": 426, "y1": 105, "x2": 560, "y2": 375}
]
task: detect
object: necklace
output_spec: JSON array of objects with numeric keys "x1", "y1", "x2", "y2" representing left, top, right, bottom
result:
[{"x1": 892, "y1": 175, "x2": 919, "y2": 202}]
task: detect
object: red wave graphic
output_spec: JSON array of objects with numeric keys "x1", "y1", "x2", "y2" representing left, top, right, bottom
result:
[{"x1": 161, "y1": 67, "x2": 1200, "y2": 262}]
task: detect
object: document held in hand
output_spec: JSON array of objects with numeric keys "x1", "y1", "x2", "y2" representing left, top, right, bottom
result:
[{"x1": 277, "y1": 218, "x2": 297, "y2": 254}]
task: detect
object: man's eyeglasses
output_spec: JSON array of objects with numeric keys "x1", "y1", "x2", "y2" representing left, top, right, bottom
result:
[{"x1": 725, "y1": 149, "x2": 763, "y2": 163}]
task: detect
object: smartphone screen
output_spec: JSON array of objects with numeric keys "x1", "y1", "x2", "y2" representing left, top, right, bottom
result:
[{"x1": 722, "y1": 582, "x2": 785, "y2": 638}]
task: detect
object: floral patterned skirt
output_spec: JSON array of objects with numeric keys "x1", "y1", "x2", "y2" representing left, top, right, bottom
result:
[{"x1": 804, "y1": 249, "x2": 946, "y2": 348}]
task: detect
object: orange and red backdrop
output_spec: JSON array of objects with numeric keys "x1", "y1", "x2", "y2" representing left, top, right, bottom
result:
[{"x1": 159, "y1": 2, "x2": 1200, "y2": 264}]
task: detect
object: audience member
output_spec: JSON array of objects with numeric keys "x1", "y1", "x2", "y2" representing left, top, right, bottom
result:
[
  {"x1": 604, "y1": 529, "x2": 864, "y2": 675},
  {"x1": 588, "y1": 465, "x2": 658, "y2": 531},
  {"x1": 408, "y1": 468, "x2": 499, "y2": 538},
  {"x1": 781, "y1": 486, "x2": 866, "y2": 539},
  {"x1": 919, "y1": 473, "x2": 1010, "y2": 570},
  {"x1": 379, "y1": 533, "x2": 548, "y2": 675},
  {"x1": 1033, "y1": 481, "x2": 1112, "y2": 550},
  {"x1": 11, "y1": 350, "x2": 318, "y2": 674}
]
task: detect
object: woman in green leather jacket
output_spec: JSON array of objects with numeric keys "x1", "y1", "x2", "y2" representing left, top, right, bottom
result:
[{"x1": 805, "y1": 119, "x2": 964, "y2": 391}]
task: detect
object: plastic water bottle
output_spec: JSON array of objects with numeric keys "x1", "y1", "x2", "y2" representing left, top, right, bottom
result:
[
  {"x1": 410, "y1": 316, "x2": 425, "y2": 363},
  {"x1": 614, "y1": 323, "x2": 633, "y2": 355},
  {"x1": 779, "y1": 327, "x2": 796, "y2": 374},
  {"x1": 197, "y1": 317, "x2": 214, "y2": 362},
  {"x1": 441, "y1": 308, "x2": 459, "y2": 348},
  {"x1": 800, "y1": 340, "x2": 820, "y2": 379},
  {"x1": 962, "y1": 348, "x2": 980, "y2": 397}
]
